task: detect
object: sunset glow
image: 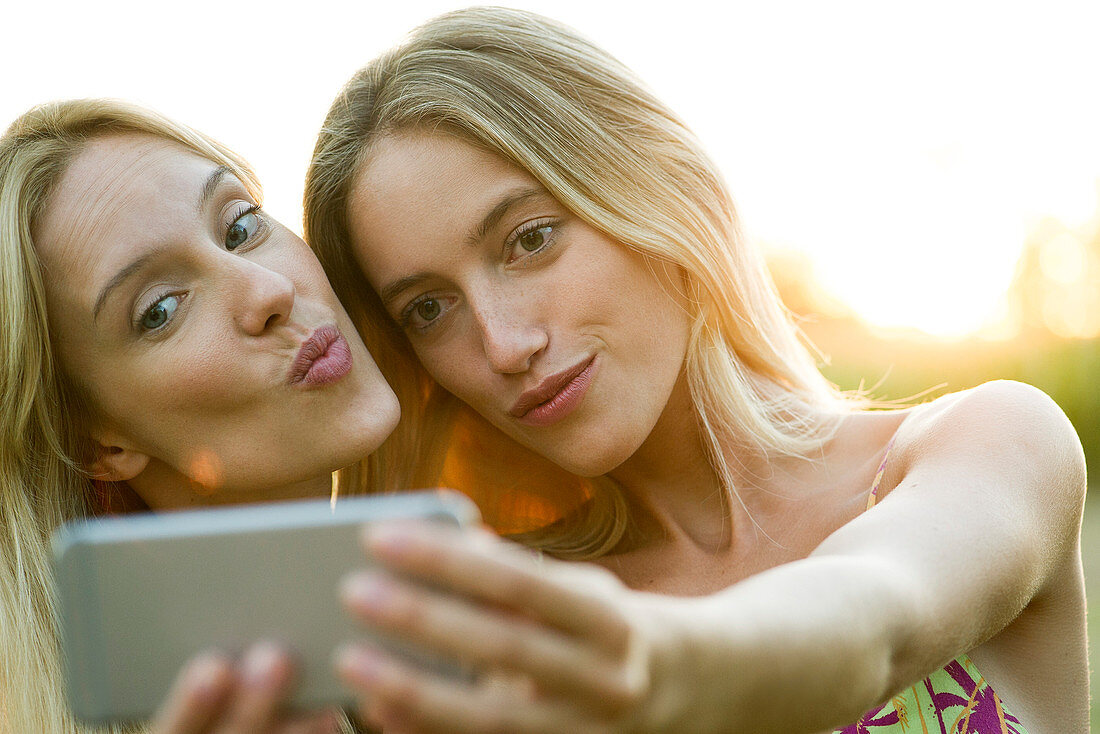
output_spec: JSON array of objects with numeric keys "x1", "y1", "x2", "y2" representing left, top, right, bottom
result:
[{"x1": 5, "y1": 1, "x2": 1098, "y2": 339}]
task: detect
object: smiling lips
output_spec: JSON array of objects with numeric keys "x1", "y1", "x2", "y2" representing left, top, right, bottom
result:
[
  {"x1": 287, "y1": 325, "x2": 353, "y2": 387},
  {"x1": 509, "y1": 356, "x2": 596, "y2": 427}
]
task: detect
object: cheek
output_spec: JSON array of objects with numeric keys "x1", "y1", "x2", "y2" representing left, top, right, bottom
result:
[
  {"x1": 605, "y1": 253, "x2": 689, "y2": 336},
  {"x1": 413, "y1": 338, "x2": 489, "y2": 405},
  {"x1": 161, "y1": 341, "x2": 249, "y2": 404},
  {"x1": 96, "y1": 329, "x2": 266, "y2": 440}
]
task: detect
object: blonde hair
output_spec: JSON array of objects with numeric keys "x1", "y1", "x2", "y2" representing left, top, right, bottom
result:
[
  {"x1": 305, "y1": 6, "x2": 848, "y2": 558},
  {"x1": 0, "y1": 98, "x2": 259, "y2": 733}
]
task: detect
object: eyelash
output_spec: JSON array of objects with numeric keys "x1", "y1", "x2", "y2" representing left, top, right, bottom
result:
[
  {"x1": 398, "y1": 293, "x2": 450, "y2": 333},
  {"x1": 225, "y1": 203, "x2": 262, "y2": 244},
  {"x1": 134, "y1": 290, "x2": 183, "y2": 333},
  {"x1": 505, "y1": 218, "x2": 559, "y2": 263}
]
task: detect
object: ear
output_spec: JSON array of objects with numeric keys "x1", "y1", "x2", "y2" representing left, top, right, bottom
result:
[{"x1": 87, "y1": 440, "x2": 151, "y2": 482}]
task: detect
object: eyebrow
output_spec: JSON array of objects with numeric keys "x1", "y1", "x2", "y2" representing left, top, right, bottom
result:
[
  {"x1": 464, "y1": 186, "x2": 545, "y2": 247},
  {"x1": 377, "y1": 186, "x2": 548, "y2": 308},
  {"x1": 92, "y1": 165, "x2": 233, "y2": 322},
  {"x1": 200, "y1": 165, "x2": 233, "y2": 210}
]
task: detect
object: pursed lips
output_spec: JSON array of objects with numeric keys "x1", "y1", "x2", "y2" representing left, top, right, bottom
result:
[
  {"x1": 508, "y1": 355, "x2": 595, "y2": 418},
  {"x1": 286, "y1": 325, "x2": 351, "y2": 387}
]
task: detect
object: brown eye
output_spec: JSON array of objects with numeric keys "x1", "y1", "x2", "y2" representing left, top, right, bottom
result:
[
  {"x1": 518, "y1": 226, "x2": 552, "y2": 252},
  {"x1": 416, "y1": 299, "x2": 442, "y2": 322}
]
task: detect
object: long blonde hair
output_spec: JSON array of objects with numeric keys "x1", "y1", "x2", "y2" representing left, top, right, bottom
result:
[
  {"x1": 305, "y1": 6, "x2": 847, "y2": 558},
  {"x1": 0, "y1": 98, "x2": 260, "y2": 734}
]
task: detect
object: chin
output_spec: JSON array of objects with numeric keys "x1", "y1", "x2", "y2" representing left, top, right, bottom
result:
[
  {"x1": 348, "y1": 393, "x2": 402, "y2": 456},
  {"x1": 541, "y1": 443, "x2": 633, "y2": 479}
]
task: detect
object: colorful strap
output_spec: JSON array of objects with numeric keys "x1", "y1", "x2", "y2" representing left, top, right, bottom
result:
[{"x1": 866, "y1": 435, "x2": 897, "y2": 511}]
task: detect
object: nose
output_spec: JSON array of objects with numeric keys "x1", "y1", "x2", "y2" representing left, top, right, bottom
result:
[
  {"x1": 472, "y1": 295, "x2": 548, "y2": 374},
  {"x1": 228, "y1": 258, "x2": 295, "y2": 335}
]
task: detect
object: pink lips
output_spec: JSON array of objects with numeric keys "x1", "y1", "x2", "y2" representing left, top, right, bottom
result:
[
  {"x1": 287, "y1": 325, "x2": 353, "y2": 387},
  {"x1": 509, "y1": 356, "x2": 596, "y2": 427}
]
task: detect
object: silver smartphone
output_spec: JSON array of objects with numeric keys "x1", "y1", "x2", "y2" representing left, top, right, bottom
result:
[{"x1": 51, "y1": 489, "x2": 480, "y2": 725}]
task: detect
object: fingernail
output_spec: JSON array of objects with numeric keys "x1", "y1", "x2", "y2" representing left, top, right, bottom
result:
[
  {"x1": 241, "y1": 642, "x2": 285, "y2": 687},
  {"x1": 343, "y1": 572, "x2": 393, "y2": 610},
  {"x1": 367, "y1": 523, "x2": 421, "y2": 556},
  {"x1": 334, "y1": 643, "x2": 383, "y2": 685},
  {"x1": 188, "y1": 653, "x2": 231, "y2": 698}
]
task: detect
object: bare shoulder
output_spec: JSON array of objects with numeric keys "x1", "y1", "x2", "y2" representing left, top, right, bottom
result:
[
  {"x1": 885, "y1": 380, "x2": 1086, "y2": 557},
  {"x1": 893, "y1": 380, "x2": 1084, "y2": 478}
]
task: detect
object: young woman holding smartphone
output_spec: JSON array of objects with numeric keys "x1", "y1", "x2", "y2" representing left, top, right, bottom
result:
[{"x1": 306, "y1": 8, "x2": 1088, "y2": 732}]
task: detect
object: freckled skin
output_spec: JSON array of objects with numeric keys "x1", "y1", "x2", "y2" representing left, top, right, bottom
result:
[
  {"x1": 35, "y1": 134, "x2": 399, "y2": 506},
  {"x1": 347, "y1": 131, "x2": 693, "y2": 479}
]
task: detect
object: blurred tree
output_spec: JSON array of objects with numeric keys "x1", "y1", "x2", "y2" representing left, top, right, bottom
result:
[
  {"x1": 763, "y1": 207, "x2": 1100, "y2": 484},
  {"x1": 1007, "y1": 213, "x2": 1100, "y2": 340}
]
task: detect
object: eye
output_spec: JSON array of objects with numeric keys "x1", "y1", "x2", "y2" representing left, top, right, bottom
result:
[
  {"x1": 416, "y1": 299, "x2": 442, "y2": 322},
  {"x1": 519, "y1": 226, "x2": 551, "y2": 252},
  {"x1": 138, "y1": 294, "x2": 180, "y2": 331},
  {"x1": 506, "y1": 221, "x2": 557, "y2": 263},
  {"x1": 225, "y1": 205, "x2": 261, "y2": 251},
  {"x1": 400, "y1": 295, "x2": 455, "y2": 332}
]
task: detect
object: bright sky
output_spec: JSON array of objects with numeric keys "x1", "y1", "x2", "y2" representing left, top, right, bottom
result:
[{"x1": 6, "y1": 1, "x2": 1099, "y2": 338}]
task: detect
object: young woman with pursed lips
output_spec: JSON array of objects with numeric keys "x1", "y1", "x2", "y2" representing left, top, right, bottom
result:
[
  {"x1": 0, "y1": 99, "x2": 398, "y2": 734},
  {"x1": 305, "y1": 8, "x2": 1088, "y2": 733}
]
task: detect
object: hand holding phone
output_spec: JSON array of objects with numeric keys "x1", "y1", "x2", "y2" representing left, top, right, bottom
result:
[
  {"x1": 52, "y1": 490, "x2": 479, "y2": 725},
  {"x1": 152, "y1": 644, "x2": 346, "y2": 734}
]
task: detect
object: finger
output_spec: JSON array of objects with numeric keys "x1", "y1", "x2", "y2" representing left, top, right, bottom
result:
[
  {"x1": 341, "y1": 570, "x2": 643, "y2": 711},
  {"x1": 213, "y1": 643, "x2": 296, "y2": 734},
  {"x1": 335, "y1": 644, "x2": 596, "y2": 734},
  {"x1": 152, "y1": 652, "x2": 236, "y2": 734},
  {"x1": 362, "y1": 523, "x2": 629, "y2": 649}
]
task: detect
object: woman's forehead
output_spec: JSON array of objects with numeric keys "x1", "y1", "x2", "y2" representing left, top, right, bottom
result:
[
  {"x1": 349, "y1": 133, "x2": 525, "y2": 236},
  {"x1": 36, "y1": 136, "x2": 214, "y2": 275},
  {"x1": 33, "y1": 135, "x2": 223, "y2": 333}
]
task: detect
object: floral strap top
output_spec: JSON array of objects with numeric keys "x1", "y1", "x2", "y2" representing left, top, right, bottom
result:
[{"x1": 832, "y1": 442, "x2": 1029, "y2": 734}]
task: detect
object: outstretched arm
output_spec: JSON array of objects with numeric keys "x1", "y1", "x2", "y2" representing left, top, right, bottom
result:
[{"x1": 335, "y1": 380, "x2": 1086, "y2": 733}]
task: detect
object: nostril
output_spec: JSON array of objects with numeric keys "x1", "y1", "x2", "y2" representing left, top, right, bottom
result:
[{"x1": 263, "y1": 313, "x2": 281, "y2": 331}]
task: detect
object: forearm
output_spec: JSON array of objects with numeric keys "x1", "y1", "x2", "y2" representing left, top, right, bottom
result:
[{"x1": 336, "y1": 519, "x2": 1025, "y2": 734}]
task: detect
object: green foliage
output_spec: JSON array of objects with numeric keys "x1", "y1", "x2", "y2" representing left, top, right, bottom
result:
[{"x1": 810, "y1": 324, "x2": 1098, "y2": 483}]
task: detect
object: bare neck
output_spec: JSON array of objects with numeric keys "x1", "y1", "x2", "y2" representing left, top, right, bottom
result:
[
  {"x1": 607, "y1": 374, "x2": 841, "y2": 555},
  {"x1": 130, "y1": 461, "x2": 335, "y2": 511},
  {"x1": 607, "y1": 373, "x2": 731, "y2": 551}
]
